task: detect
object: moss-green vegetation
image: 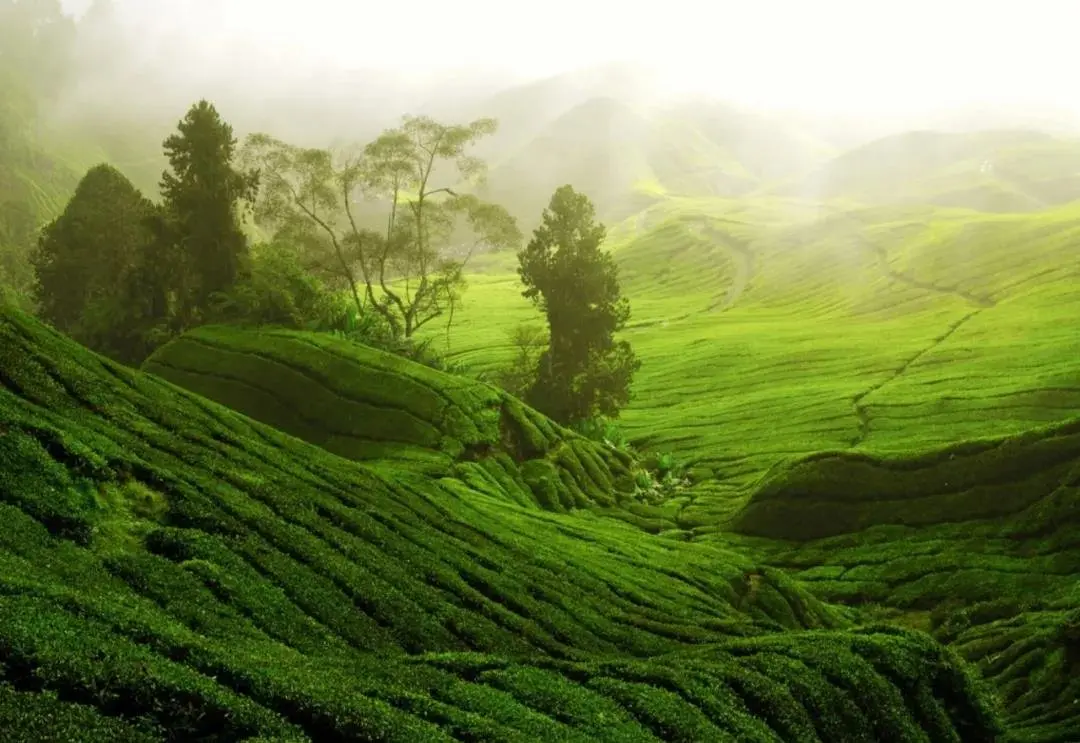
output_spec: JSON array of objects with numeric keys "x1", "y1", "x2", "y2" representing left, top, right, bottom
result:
[
  {"x1": 732, "y1": 415, "x2": 1080, "y2": 540},
  {"x1": 728, "y1": 415, "x2": 1080, "y2": 743},
  {"x1": 0, "y1": 305, "x2": 1009, "y2": 740},
  {"x1": 143, "y1": 325, "x2": 637, "y2": 511}
]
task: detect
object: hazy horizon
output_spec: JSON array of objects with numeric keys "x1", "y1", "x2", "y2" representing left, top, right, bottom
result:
[{"x1": 57, "y1": 0, "x2": 1080, "y2": 123}]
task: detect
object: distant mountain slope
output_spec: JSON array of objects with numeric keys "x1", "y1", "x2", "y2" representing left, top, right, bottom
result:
[
  {"x1": 775, "y1": 129, "x2": 1080, "y2": 211},
  {"x1": 662, "y1": 100, "x2": 833, "y2": 183},
  {"x1": 479, "y1": 96, "x2": 660, "y2": 225},
  {"x1": 457, "y1": 62, "x2": 668, "y2": 160},
  {"x1": 477, "y1": 94, "x2": 832, "y2": 228},
  {"x1": 0, "y1": 75, "x2": 78, "y2": 219},
  {"x1": 0, "y1": 304, "x2": 1006, "y2": 740}
]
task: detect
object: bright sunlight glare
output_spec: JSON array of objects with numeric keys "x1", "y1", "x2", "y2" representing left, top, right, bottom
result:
[{"x1": 63, "y1": 0, "x2": 1080, "y2": 117}]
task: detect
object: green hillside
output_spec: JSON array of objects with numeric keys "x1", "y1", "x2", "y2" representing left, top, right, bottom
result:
[
  {"x1": 7, "y1": 31, "x2": 1080, "y2": 737},
  {"x1": 426, "y1": 196, "x2": 1080, "y2": 519},
  {"x1": 406, "y1": 183, "x2": 1080, "y2": 740},
  {"x1": 733, "y1": 417, "x2": 1080, "y2": 743},
  {"x1": 0, "y1": 305, "x2": 1013, "y2": 741}
]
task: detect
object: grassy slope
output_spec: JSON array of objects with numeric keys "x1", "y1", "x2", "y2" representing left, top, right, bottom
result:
[
  {"x1": 424, "y1": 197, "x2": 1080, "y2": 524},
  {"x1": 142, "y1": 325, "x2": 640, "y2": 514},
  {"x1": 0, "y1": 305, "x2": 1007, "y2": 741},
  {"x1": 415, "y1": 186, "x2": 1080, "y2": 741},
  {"x1": 730, "y1": 415, "x2": 1080, "y2": 743}
]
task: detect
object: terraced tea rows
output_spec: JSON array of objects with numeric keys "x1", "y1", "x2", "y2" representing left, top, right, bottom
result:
[
  {"x1": 725, "y1": 411, "x2": 1080, "y2": 741},
  {"x1": 0, "y1": 306, "x2": 1010, "y2": 740},
  {"x1": 422, "y1": 198, "x2": 1080, "y2": 523}
]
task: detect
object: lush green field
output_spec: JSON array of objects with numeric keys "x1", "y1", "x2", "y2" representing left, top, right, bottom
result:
[
  {"x1": 421, "y1": 196, "x2": 1080, "y2": 524},
  {"x1": 5, "y1": 174, "x2": 1080, "y2": 737}
]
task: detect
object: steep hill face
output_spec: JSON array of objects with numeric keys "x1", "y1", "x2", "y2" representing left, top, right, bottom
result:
[
  {"x1": 0, "y1": 75, "x2": 79, "y2": 244},
  {"x1": 458, "y1": 62, "x2": 668, "y2": 164},
  {"x1": 0, "y1": 304, "x2": 1004, "y2": 741},
  {"x1": 660, "y1": 100, "x2": 833, "y2": 184},
  {"x1": 143, "y1": 325, "x2": 637, "y2": 513}
]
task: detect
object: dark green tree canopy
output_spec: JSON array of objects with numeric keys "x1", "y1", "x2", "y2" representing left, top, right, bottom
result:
[
  {"x1": 517, "y1": 185, "x2": 639, "y2": 425},
  {"x1": 160, "y1": 99, "x2": 258, "y2": 323},
  {"x1": 31, "y1": 162, "x2": 158, "y2": 361}
]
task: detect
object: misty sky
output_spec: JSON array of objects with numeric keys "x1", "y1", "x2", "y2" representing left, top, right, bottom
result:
[{"x1": 62, "y1": 0, "x2": 1078, "y2": 117}]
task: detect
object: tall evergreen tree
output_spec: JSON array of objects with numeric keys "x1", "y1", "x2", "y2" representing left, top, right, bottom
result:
[
  {"x1": 160, "y1": 99, "x2": 258, "y2": 325},
  {"x1": 31, "y1": 163, "x2": 160, "y2": 363},
  {"x1": 517, "y1": 185, "x2": 640, "y2": 425}
]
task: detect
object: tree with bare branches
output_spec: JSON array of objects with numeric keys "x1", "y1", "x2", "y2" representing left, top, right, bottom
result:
[{"x1": 240, "y1": 115, "x2": 520, "y2": 339}]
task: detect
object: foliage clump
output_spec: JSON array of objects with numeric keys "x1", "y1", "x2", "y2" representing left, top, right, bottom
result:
[
  {"x1": 239, "y1": 115, "x2": 521, "y2": 340},
  {"x1": 32, "y1": 164, "x2": 161, "y2": 364}
]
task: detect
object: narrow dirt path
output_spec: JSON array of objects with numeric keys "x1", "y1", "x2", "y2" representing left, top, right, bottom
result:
[{"x1": 849, "y1": 244, "x2": 999, "y2": 447}]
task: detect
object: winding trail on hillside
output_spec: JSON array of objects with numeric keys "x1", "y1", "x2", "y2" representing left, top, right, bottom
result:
[
  {"x1": 849, "y1": 245, "x2": 999, "y2": 447},
  {"x1": 624, "y1": 219, "x2": 755, "y2": 334},
  {"x1": 693, "y1": 221, "x2": 756, "y2": 313}
]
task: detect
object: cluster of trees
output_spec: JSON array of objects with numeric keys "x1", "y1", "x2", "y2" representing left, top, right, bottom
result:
[
  {"x1": 32, "y1": 101, "x2": 255, "y2": 363},
  {"x1": 0, "y1": 0, "x2": 113, "y2": 309},
  {"x1": 24, "y1": 90, "x2": 641, "y2": 424}
]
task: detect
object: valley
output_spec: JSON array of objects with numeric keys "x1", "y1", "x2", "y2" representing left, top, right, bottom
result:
[{"x1": 2, "y1": 7, "x2": 1080, "y2": 739}]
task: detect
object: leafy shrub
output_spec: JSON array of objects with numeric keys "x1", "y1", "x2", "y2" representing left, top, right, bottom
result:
[
  {"x1": 312, "y1": 303, "x2": 473, "y2": 376},
  {"x1": 572, "y1": 416, "x2": 635, "y2": 455},
  {"x1": 205, "y1": 244, "x2": 474, "y2": 377}
]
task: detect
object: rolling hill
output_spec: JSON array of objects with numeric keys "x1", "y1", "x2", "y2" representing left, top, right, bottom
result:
[
  {"x1": 478, "y1": 96, "x2": 660, "y2": 226},
  {"x1": 0, "y1": 305, "x2": 1011, "y2": 741},
  {"x1": 426, "y1": 195, "x2": 1080, "y2": 513},
  {"x1": 476, "y1": 89, "x2": 834, "y2": 228},
  {"x1": 142, "y1": 324, "x2": 640, "y2": 512}
]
